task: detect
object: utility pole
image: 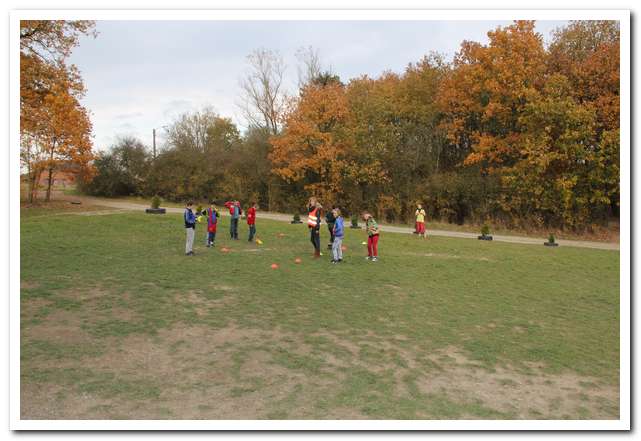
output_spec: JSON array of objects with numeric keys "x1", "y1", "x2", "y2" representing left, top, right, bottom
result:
[{"x1": 152, "y1": 125, "x2": 168, "y2": 159}]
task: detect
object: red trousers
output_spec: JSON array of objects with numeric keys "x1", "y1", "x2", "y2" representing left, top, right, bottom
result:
[
  {"x1": 416, "y1": 222, "x2": 425, "y2": 234},
  {"x1": 367, "y1": 234, "x2": 379, "y2": 257}
]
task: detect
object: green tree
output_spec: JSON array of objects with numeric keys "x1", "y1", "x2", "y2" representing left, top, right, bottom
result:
[{"x1": 82, "y1": 137, "x2": 150, "y2": 197}]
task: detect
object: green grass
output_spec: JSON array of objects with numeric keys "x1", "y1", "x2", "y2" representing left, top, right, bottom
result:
[{"x1": 20, "y1": 208, "x2": 620, "y2": 419}]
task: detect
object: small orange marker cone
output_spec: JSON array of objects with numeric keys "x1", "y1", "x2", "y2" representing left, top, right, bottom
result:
[
  {"x1": 341, "y1": 245, "x2": 348, "y2": 251},
  {"x1": 294, "y1": 257, "x2": 302, "y2": 264},
  {"x1": 221, "y1": 247, "x2": 230, "y2": 253},
  {"x1": 271, "y1": 263, "x2": 279, "y2": 269}
]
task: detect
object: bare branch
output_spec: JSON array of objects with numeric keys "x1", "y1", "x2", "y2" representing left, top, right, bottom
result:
[
  {"x1": 295, "y1": 45, "x2": 323, "y2": 89},
  {"x1": 237, "y1": 48, "x2": 288, "y2": 135}
]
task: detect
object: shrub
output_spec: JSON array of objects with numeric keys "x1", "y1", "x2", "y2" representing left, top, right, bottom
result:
[
  {"x1": 151, "y1": 195, "x2": 161, "y2": 209},
  {"x1": 481, "y1": 224, "x2": 490, "y2": 236},
  {"x1": 548, "y1": 233, "x2": 556, "y2": 244},
  {"x1": 351, "y1": 215, "x2": 359, "y2": 228},
  {"x1": 293, "y1": 213, "x2": 301, "y2": 222},
  {"x1": 81, "y1": 137, "x2": 150, "y2": 197}
]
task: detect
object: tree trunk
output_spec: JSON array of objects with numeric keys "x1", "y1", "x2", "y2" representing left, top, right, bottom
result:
[
  {"x1": 45, "y1": 141, "x2": 56, "y2": 202},
  {"x1": 28, "y1": 164, "x2": 43, "y2": 204},
  {"x1": 26, "y1": 162, "x2": 34, "y2": 203},
  {"x1": 45, "y1": 166, "x2": 54, "y2": 202},
  {"x1": 28, "y1": 171, "x2": 36, "y2": 203}
]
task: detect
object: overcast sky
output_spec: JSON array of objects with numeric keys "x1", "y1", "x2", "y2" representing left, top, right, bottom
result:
[{"x1": 68, "y1": 20, "x2": 567, "y2": 152}]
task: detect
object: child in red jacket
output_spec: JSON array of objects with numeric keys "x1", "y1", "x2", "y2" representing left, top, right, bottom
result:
[{"x1": 247, "y1": 202, "x2": 257, "y2": 242}]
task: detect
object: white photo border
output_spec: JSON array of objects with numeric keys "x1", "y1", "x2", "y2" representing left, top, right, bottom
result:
[{"x1": 9, "y1": 8, "x2": 631, "y2": 431}]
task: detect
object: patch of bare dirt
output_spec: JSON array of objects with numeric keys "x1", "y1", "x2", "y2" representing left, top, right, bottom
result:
[
  {"x1": 21, "y1": 280, "x2": 40, "y2": 290},
  {"x1": 65, "y1": 287, "x2": 111, "y2": 303},
  {"x1": 174, "y1": 289, "x2": 238, "y2": 316},
  {"x1": 23, "y1": 308, "x2": 92, "y2": 346},
  {"x1": 20, "y1": 323, "x2": 619, "y2": 420},
  {"x1": 417, "y1": 346, "x2": 619, "y2": 419}
]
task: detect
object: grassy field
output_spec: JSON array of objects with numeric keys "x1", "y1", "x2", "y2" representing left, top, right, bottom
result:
[{"x1": 20, "y1": 204, "x2": 620, "y2": 420}]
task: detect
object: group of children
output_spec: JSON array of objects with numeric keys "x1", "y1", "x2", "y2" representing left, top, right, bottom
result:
[
  {"x1": 183, "y1": 200, "x2": 258, "y2": 256},
  {"x1": 184, "y1": 197, "x2": 427, "y2": 259},
  {"x1": 307, "y1": 197, "x2": 381, "y2": 263}
]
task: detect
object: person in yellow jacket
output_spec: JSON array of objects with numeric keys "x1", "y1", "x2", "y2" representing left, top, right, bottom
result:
[
  {"x1": 415, "y1": 203, "x2": 427, "y2": 239},
  {"x1": 307, "y1": 197, "x2": 322, "y2": 258}
]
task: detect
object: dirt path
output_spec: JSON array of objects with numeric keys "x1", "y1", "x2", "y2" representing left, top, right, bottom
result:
[{"x1": 62, "y1": 195, "x2": 619, "y2": 251}]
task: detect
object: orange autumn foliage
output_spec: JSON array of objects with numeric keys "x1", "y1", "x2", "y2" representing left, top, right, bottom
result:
[
  {"x1": 270, "y1": 82, "x2": 351, "y2": 206},
  {"x1": 20, "y1": 20, "x2": 96, "y2": 202}
]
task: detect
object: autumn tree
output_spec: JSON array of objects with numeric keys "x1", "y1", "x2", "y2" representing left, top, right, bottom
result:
[
  {"x1": 548, "y1": 20, "x2": 620, "y2": 218},
  {"x1": 337, "y1": 55, "x2": 449, "y2": 221},
  {"x1": 436, "y1": 21, "x2": 549, "y2": 225},
  {"x1": 20, "y1": 20, "x2": 96, "y2": 202},
  {"x1": 502, "y1": 74, "x2": 599, "y2": 227},
  {"x1": 548, "y1": 20, "x2": 620, "y2": 132},
  {"x1": 437, "y1": 20, "x2": 620, "y2": 228},
  {"x1": 270, "y1": 82, "x2": 352, "y2": 207},
  {"x1": 342, "y1": 74, "x2": 398, "y2": 215},
  {"x1": 40, "y1": 82, "x2": 94, "y2": 202},
  {"x1": 439, "y1": 21, "x2": 547, "y2": 170}
]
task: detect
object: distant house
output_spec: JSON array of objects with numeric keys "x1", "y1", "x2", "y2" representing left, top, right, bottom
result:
[
  {"x1": 37, "y1": 170, "x2": 76, "y2": 189},
  {"x1": 21, "y1": 165, "x2": 79, "y2": 190}
]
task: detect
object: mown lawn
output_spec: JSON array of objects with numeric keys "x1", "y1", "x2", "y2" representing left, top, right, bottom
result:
[{"x1": 20, "y1": 206, "x2": 620, "y2": 420}]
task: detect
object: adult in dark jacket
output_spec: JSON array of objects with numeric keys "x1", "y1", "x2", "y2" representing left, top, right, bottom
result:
[{"x1": 307, "y1": 197, "x2": 322, "y2": 258}]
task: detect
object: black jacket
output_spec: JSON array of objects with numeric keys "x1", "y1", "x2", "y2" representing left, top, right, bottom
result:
[{"x1": 325, "y1": 211, "x2": 336, "y2": 225}]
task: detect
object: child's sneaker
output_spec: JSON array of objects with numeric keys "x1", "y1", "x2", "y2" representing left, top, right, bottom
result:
[
  {"x1": 365, "y1": 256, "x2": 372, "y2": 260},
  {"x1": 371, "y1": 256, "x2": 378, "y2": 262},
  {"x1": 331, "y1": 260, "x2": 337, "y2": 264}
]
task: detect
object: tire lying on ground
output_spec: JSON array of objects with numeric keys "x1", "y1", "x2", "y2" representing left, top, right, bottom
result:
[{"x1": 145, "y1": 208, "x2": 166, "y2": 214}]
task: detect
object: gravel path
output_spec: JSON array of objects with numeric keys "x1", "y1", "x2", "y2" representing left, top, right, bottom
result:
[{"x1": 64, "y1": 195, "x2": 619, "y2": 251}]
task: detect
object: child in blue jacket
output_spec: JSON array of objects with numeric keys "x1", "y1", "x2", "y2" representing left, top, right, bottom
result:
[
  {"x1": 331, "y1": 208, "x2": 344, "y2": 263},
  {"x1": 201, "y1": 202, "x2": 219, "y2": 247},
  {"x1": 184, "y1": 201, "x2": 196, "y2": 256}
]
